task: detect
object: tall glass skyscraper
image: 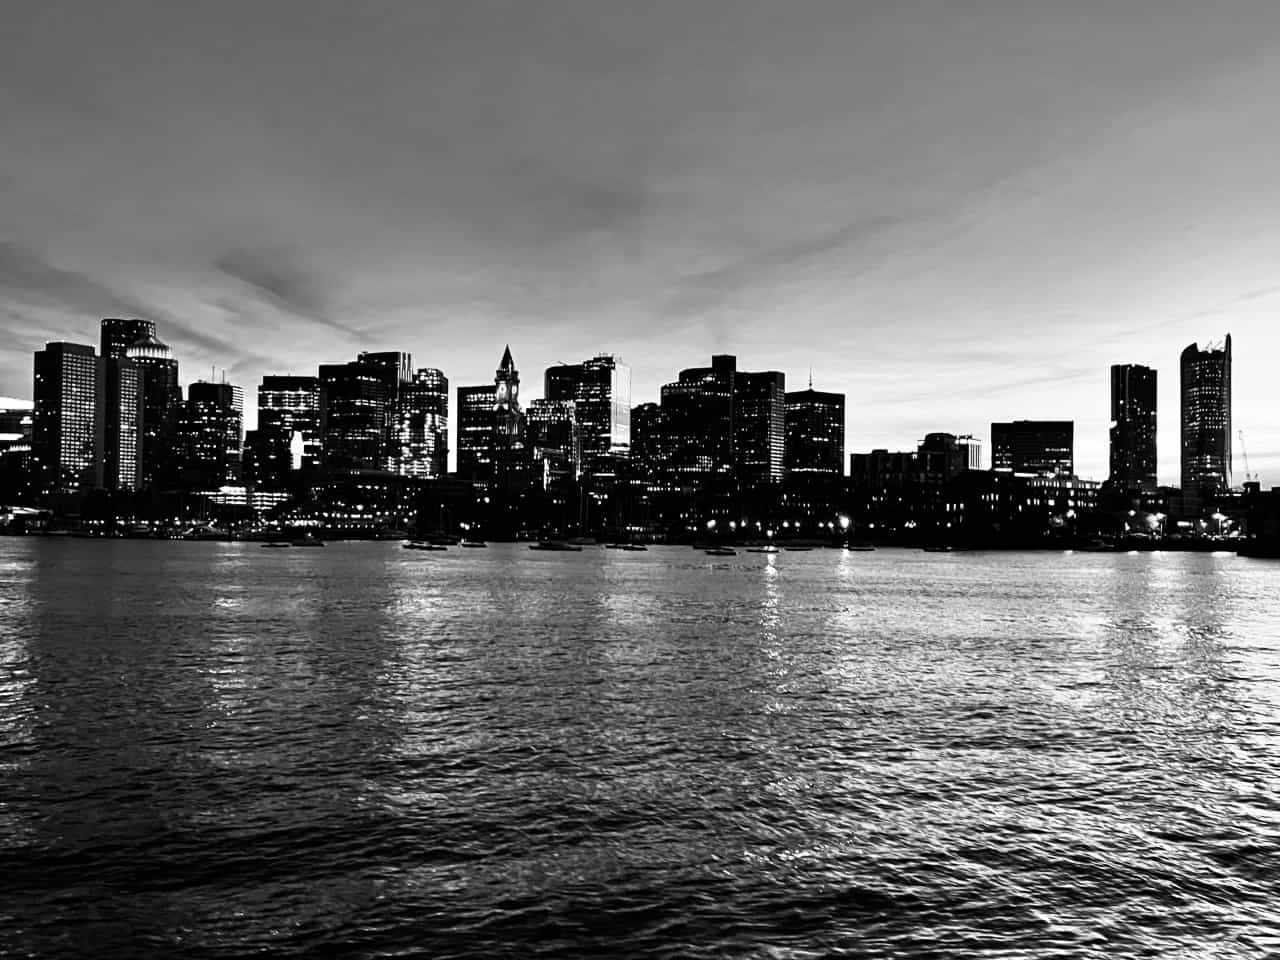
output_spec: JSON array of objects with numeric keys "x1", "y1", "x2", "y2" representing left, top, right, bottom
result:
[
  {"x1": 784, "y1": 388, "x2": 845, "y2": 478},
  {"x1": 1180, "y1": 335, "x2": 1231, "y2": 498},
  {"x1": 544, "y1": 354, "x2": 631, "y2": 484},
  {"x1": 1109, "y1": 364, "x2": 1157, "y2": 491},
  {"x1": 390, "y1": 367, "x2": 449, "y2": 479}
]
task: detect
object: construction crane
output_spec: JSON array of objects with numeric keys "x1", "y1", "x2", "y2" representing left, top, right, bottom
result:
[{"x1": 1238, "y1": 430, "x2": 1258, "y2": 484}]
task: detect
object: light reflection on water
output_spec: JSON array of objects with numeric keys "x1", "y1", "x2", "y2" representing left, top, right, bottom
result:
[{"x1": 0, "y1": 539, "x2": 1278, "y2": 958}]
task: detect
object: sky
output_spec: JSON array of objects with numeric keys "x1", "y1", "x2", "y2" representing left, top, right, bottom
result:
[{"x1": 2, "y1": 0, "x2": 1278, "y2": 484}]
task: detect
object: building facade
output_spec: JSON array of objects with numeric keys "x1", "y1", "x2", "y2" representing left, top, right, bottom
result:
[
  {"x1": 176, "y1": 381, "x2": 243, "y2": 488},
  {"x1": 1109, "y1": 363, "x2": 1158, "y2": 491},
  {"x1": 319, "y1": 360, "x2": 396, "y2": 471},
  {"x1": 734, "y1": 370, "x2": 786, "y2": 490},
  {"x1": 991, "y1": 420, "x2": 1074, "y2": 478},
  {"x1": 32, "y1": 343, "x2": 98, "y2": 496},
  {"x1": 1180, "y1": 336, "x2": 1231, "y2": 498},
  {"x1": 544, "y1": 355, "x2": 631, "y2": 484},
  {"x1": 784, "y1": 388, "x2": 845, "y2": 477},
  {"x1": 126, "y1": 332, "x2": 181, "y2": 489},
  {"x1": 389, "y1": 367, "x2": 449, "y2": 479},
  {"x1": 258, "y1": 375, "x2": 324, "y2": 472}
]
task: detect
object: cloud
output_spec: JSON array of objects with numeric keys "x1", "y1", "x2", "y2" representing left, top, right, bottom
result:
[
  {"x1": 214, "y1": 247, "x2": 366, "y2": 340},
  {"x1": 0, "y1": 240, "x2": 247, "y2": 361}
]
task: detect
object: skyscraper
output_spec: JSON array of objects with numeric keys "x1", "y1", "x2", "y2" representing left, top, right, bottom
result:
[
  {"x1": 659, "y1": 354, "x2": 736, "y2": 494},
  {"x1": 99, "y1": 318, "x2": 156, "y2": 360},
  {"x1": 526, "y1": 398, "x2": 580, "y2": 489},
  {"x1": 32, "y1": 342, "x2": 98, "y2": 496},
  {"x1": 126, "y1": 332, "x2": 181, "y2": 489},
  {"x1": 258, "y1": 375, "x2": 324, "y2": 471},
  {"x1": 785, "y1": 387, "x2": 845, "y2": 477},
  {"x1": 991, "y1": 420, "x2": 1074, "y2": 477},
  {"x1": 95, "y1": 354, "x2": 142, "y2": 491},
  {"x1": 319, "y1": 360, "x2": 395, "y2": 470},
  {"x1": 734, "y1": 370, "x2": 786, "y2": 490},
  {"x1": 176, "y1": 381, "x2": 243, "y2": 487},
  {"x1": 1180, "y1": 336, "x2": 1231, "y2": 498},
  {"x1": 544, "y1": 355, "x2": 631, "y2": 484},
  {"x1": 456, "y1": 384, "x2": 496, "y2": 488},
  {"x1": 389, "y1": 367, "x2": 449, "y2": 478},
  {"x1": 1109, "y1": 364, "x2": 1158, "y2": 491}
]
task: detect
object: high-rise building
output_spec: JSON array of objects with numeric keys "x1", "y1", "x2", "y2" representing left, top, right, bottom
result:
[
  {"x1": 32, "y1": 343, "x2": 98, "y2": 496},
  {"x1": 1180, "y1": 336, "x2": 1231, "y2": 498},
  {"x1": 629, "y1": 402, "x2": 665, "y2": 485},
  {"x1": 100, "y1": 318, "x2": 156, "y2": 360},
  {"x1": 735, "y1": 370, "x2": 786, "y2": 490},
  {"x1": 258, "y1": 375, "x2": 324, "y2": 472},
  {"x1": 126, "y1": 332, "x2": 181, "y2": 488},
  {"x1": 390, "y1": 367, "x2": 449, "y2": 478},
  {"x1": 919, "y1": 432, "x2": 980, "y2": 482},
  {"x1": 544, "y1": 355, "x2": 631, "y2": 483},
  {"x1": 785, "y1": 388, "x2": 845, "y2": 477},
  {"x1": 659, "y1": 354, "x2": 736, "y2": 494},
  {"x1": 991, "y1": 420, "x2": 1074, "y2": 478},
  {"x1": 456, "y1": 384, "x2": 496, "y2": 487},
  {"x1": 1109, "y1": 364, "x2": 1158, "y2": 491},
  {"x1": 176, "y1": 381, "x2": 243, "y2": 487},
  {"x1": 526, "y1": 399, "x2": 580, "y2": 489},
  {"x1": 95, "y1": 355, "x2": 142, "y2": 491},
  {"x1": 319, "y1": 360, "x2": 396, "y2": 471},
  {"x1": 0, "y1": 398, "x2": 34, "y2": 504}
]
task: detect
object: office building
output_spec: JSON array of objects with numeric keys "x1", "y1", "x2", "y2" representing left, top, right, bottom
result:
[
  {"x1": 95, "y1": 354, "x2": 142, "y2": 491},
  {"x1": 544, "y1": 355, "x2": 631, "y2": 483},
  {"x1": 1109, "y1": 364, "x2": 1158, "y2": 491},
  {"x1": 126, "y1": 332, "x2": 181, "y2": 488},
  {"x1": 659, "y1": 355, "x2": 737, "y2": 494},
  {"x1": 456, "y1": 385, "x2": 496, "y2": 488},
  {"x1": 991, "y1": 420, "x2": 1074, "y2": 478},
  {"x1": 389, "y1": 367, "x2": 449, "y2": 479},
  {"x1": 735, "y1": 370, "x2": 786, "y2": 490},
  {"x1": 258, "y1": 375, "x2": 324, "y2": 472},
  {"x1": 32, "y1": 343, "x2": 98, "y2": 496},
  {"x1": 100, "y1": 318, "x2": 156, "y2": 360},
  {"x1": 527, "y1": 398, "x2": 580, "y2": 490},
  {"x1": 456, "y1": 346, "x2": 527, "y2": 503},
  {"x1": 785, "y1": 387, "x2": 845, "y2": 477},
  {"x1": 1180, "y1": 336, "x2": 1231, "y2": 498},
  {"x1": 319, "y1": 359, "x2": 396, "y2": 471},
  {"x1": 176, "y1": 381, "x2": 243, "y2": 487}
]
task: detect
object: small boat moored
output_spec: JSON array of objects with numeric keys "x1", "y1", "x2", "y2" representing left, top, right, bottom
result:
[
  {"x1": 705, "y1": 546, "x2": 737, "y2": 557},
  {"x1": 529, "y1": 541, "x2": 583, "y2": 552}
]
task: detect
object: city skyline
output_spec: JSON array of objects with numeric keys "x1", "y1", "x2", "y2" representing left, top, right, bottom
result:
[{"x1": 4, "y1": 3, "x2": 1280, "y2": 485}]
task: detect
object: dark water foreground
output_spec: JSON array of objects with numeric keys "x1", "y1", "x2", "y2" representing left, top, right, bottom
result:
[{"x1": 1, "y1": 541, "x2": 1278, "y2": 959}]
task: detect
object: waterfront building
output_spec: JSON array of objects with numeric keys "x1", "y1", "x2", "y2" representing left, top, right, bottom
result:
[
  {"x1": 457, "y1": 384, "x2": 497, "y2": 488},
  {"x1": 319, "y1": 359, "x2": 396, "y2": 470},
  {"x1": 32, "y1": 342, "x2": 98, "y2": 496},
  {"x1": 527, "y1": 398, "x2": 580, "y2": 489},
  {"x1": 735, "y1": 370, "x2": 786, "y2": 491},
  {"x1": 0, "y1": 400, "x2": 34, "y2": 504},
  {"x1": 785, "y1": 387, "x2": 845, "y2": 478},
  {"x1": 389, "y1": 367, "x2": 449, "y2": 479},
  {"x1": 126, "y1": 332, "x2": 182, "y2": 488},
  {"x1": 544, "y1": 355, "x2": 631, "y2": 484},
  {"x1": 94, "y1": 353, "x2": 142, "y2": 491},
  {"x1": 1180, "y1": 336, "x2": 1231, "y2": 499},
  {"x1": 258, "y1": 375, "x2": 324, "y2": 472},
  {"x1": 991, "y1": 420, "x2": 1074, "y2": 478},
  {"x1": 659, "y1": 355, "x2": 736, "y2": 494},
  {"x1": 176, "y1": 381, "x2": 243, "y2": 487},
  {"x1": 1109, "y1": 364, "x2": 1158, "y2": 491}
]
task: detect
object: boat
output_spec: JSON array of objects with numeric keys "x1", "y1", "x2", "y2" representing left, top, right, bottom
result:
[
  {"x1": 404, "y1": 540, "x2": 447, "y2": 551},
  {"x1": 460, "y1": 540, "x2": 487, "y2": 548},
  {"x1": 705, "y1": 546, "x2": 737, "y2": 556},
  {"x1": 291, "y1": 533, "x2": 325, "y2": 547},
  {"x1": 261, "y1": 542, "x2": 292, "y2": 549},
  {"x1": 606, "y1": 543, "x2": 648, "y2": 551},
  {"x1": 529, "y1": 541, "x2": 583, "y2": 552},
  {"x1": 846, "y1": 544, "x2": 875, "y2": 552},
  {"x1": 784, "y1": 545, "x2": 814, "y2": 552},
  {"x1": 747, "y1": 546, "x2": 780, "y2": 553},
  {"x1": 923, "y1": 545, "x2": 954, "y2": 553}
]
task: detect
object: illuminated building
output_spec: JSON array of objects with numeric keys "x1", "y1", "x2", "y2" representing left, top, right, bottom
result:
[
  {"x1": 32, "y1": 342, "x2": 98, "y2": 496},
  {"x1": 735, "y1": 370, "x2": 786, "y2": 490},
  {"x1": 126, "y1": 332, "x2": 181, "y2": 488},
  {"x1": 176, "y1": 381, "x2": 243, "y2": 487},
  {"x1": 258, "y1": 375, "x2": 323, "y2": 472},
  {"x1": 527, "y1": 398, "x2": 579, "y2": 489},
  {"x1": 659, "y1": 354, "x2": 736, "y2": 494},
  {"x1": 544, "y1": 355, "x2": 631, "y2": 484},
  {"x1": 99, "y1": 318, "x2": 155, "y2": 360},
  {"x1": 457, "y1": 384, "x2": 496, "y2": 488},
  {"x1": 1180, "y1": 336, "x2": 1231, "y2": 498},
  {"x1": 785, "y1": 387, "x2": 844, "y2": 477},
  {"x1": 389, "y1": 367, "x2": 448, "y2": 478},
  {"x1": 94, "y1": 353, "x2": 142, "y2": 491},
  {"x1": 319, "y1": 360, "x2": 396, "y2": 470},
  {"x1": 991, "y1": 420, "x2": 1074, "y2": 478},
  {"x1": 1109, "y1": 363, "x2": 1158, "y2": 491}
]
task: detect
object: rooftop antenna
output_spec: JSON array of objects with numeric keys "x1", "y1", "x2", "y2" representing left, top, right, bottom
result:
[
  {"x1": 1239, "y1": 430, "x2": 1258, "y2": 484},
  {"x1": 808, "y1": 366, "x2": 813, "y2": 390}
]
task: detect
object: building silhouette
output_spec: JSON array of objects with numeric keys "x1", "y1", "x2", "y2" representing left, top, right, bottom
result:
[
  {"x1": 319, "y1": 359, "x2": 395, "y2": 471},
  {"x1": 32, "y1": 343, "x2": 98, "y2": 496},
  {"x1": 95, "y1": 353, "x2": 141, "y2": 491},
  {"x1": 1180, "y1": 336, "x2": 1231, "y2": 498},
  {"x1": 99, "y1": 318, "x2": 155, "y2": 360},
  {"x1": 389, "y1": 367, "x2": 449, "y2": 479},
  {"x1": 1109, "y1": 364, "x2": 1158, "y2": 491},
  {"x1": 457, "y1": 384, "x2": 497, "y2": 489},
  {"x1": 735, "y1": 370, "x2": 786, "y2": 491},
  {"x1": 126, "y1": 332, "x2": 181, "y2": 489},
  {"x1": 991, "y1": 420, "x2": 1074, "y2": 478},
  {"x1": 659, "y1": 355, "x2": 737, "y2": 497},
  {"x1": 784, "y1": 387, "x2": 845, "y2": 477}
]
